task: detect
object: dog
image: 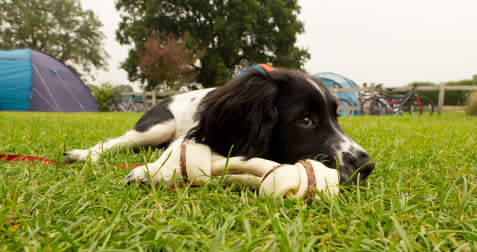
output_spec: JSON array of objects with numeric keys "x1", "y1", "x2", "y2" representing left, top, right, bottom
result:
[{"x1": 65, "y1": 67, "x2": 374, "y2": 185}]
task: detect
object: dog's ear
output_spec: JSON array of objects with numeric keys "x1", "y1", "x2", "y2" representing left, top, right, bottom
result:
[{"x1": 186, "y1": 69, "x2": 280, "y2": 159}]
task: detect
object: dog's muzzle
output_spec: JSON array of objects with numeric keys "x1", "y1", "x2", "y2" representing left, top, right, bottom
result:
[{"x1": 339, "y1": 151, "x2": 375, "y2": 185}]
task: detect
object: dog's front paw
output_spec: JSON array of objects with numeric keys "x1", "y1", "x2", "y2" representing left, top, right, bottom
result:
[
  {"x1": 124, "y1": 166, "x2": 150, "y2": 185},
  {"x1": 63, "y1": 149, "x2": 99, "y2": 163}
]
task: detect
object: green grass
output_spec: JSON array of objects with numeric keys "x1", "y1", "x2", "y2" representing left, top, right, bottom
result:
[{"x1": 1, "y1": 111, "x2": 476, "y2": 251}]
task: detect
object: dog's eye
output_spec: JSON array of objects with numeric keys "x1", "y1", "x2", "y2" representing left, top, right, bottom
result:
[{"x1": 297, "y1": 116, "x2": 315, "y2": 128}]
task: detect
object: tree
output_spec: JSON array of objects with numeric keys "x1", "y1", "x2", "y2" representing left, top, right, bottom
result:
[
  {"x1": 136, "y1": 30, "x2": 204, "y2": 90},
  {"x1": 116, "y1": 0, "x2": 309, "y2": 87},
  {"x1": 0, "y1": 0, "x2": 109, "y2": 77}
]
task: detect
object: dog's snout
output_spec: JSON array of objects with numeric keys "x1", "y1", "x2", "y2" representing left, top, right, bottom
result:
[
  {"x1": 359, "y1": 160, "x2": 375, "y2": 178},
  {"x1": 356, "y1": 150, "x2": 369, "y2": 161},
  {"x1": 340, "y1": 151, "x2": 375, "y2": 183},
  {"x1": 356, "y1": 151, "x2": 374, "y2": 174},
  {"x1": 352, "y1": 151, "x2": 374, "y2": 178}
]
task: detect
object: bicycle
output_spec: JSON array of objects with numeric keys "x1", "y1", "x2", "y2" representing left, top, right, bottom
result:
[
  {"x1": 360, "y1": 86, "x2": 396, "y2": 115},
  {"x1": 108, "y1": 92, "x2": 146, "y2": 112},
  {"x1": 361, "y1": 84, "x2": 434, "y2": 116}
]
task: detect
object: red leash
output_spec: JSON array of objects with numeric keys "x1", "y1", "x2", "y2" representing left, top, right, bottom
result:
[
  {"x1": 0, "y1": 153, "x2": 142, "y2": 167},
  {"x1": 0, "y1": 154, "x2": 55, "y2": 165},
  {"x1": 0, "y1": 153, "x2": 195, "y2": 189}
]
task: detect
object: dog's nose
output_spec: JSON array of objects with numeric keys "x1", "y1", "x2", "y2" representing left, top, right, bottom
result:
[
  {"x1": 341, "y1": 151, "x2": 375, "y2": 182},
  {"x1": 359, "y1": 161, "x2": 375, "y2": 179},
  {"x1": 356, "y1": 151, "x2": 375, "y2": 176}
]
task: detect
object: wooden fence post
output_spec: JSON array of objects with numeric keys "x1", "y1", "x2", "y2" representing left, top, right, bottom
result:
[
  {"x1": 142, "y1": 92, "x2": 147, "y2": 111},
  {"x1": 370, "y1": 83, "x2": 375, "y2": 98},
  {"x1": 437, "y1": 83, "x2": 445, "y2": 116},
  {"x1": 151, "y1": 91, "x2": 157, "y2": 108}
]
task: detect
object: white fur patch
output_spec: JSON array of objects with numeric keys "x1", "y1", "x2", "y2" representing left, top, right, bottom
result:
[
  {"x1": 168, "y1": 88, "x2": 214, "y2": 138},
  {"x1": 125, "y1": 137, "x2": 185, "y2": 184}
]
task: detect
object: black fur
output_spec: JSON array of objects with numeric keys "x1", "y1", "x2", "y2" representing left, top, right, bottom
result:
[
  {"x1": 186, "y1": 70, "x2": 280, "y2": 159},
  {"x1": 134, "y1": 98, "x2": 173, "y2": 132}
]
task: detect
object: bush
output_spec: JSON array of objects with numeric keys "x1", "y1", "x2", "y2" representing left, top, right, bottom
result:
[
  {"x1": 465, "y1": 92, "x2": 477, "y2": 116},
  {"x1": 446, "y1": 79, "x2": 477, "y2": 106},
  {"x1": 90, "y1": 83, "x2": 115, "y2": 111},
  {"x1": 87, "y1": 83, "x2": 127, "y2": 111}
]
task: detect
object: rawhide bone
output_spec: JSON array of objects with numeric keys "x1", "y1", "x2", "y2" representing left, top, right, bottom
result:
[{"x1": 135, "y1": 140, "x2": 339, "y2": 199}]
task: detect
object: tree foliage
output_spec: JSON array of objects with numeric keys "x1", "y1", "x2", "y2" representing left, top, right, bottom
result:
[
  {"x1": 137, "y1": 30, "x2": 204, "y2": 90},
  {"x1": 0, "y1": 0, "x2": 109, "y2": 76},
  {"x1": 116, "y1": 0, "x2": 309, "y2": 87},
  {"x1": 114, "y1": 84, "x2": 134, "y2": 92}
]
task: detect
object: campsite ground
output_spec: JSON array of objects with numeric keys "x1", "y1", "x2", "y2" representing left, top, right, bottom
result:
[{"x1": 0, "y1": 111, "x2": 476, "y2": 250}]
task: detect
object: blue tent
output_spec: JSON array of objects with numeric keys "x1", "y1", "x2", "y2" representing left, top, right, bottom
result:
[
  {"x1": 315, "y1": 72, "x2": 361, "y2": 115},
  {"x1": 0, "y1": 48, "x2": 99, "y2": 112}
]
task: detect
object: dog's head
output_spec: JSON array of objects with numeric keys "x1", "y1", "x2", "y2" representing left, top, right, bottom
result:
[{"x1": 186, "y1": 69, "x2": 374, "y2": 184}]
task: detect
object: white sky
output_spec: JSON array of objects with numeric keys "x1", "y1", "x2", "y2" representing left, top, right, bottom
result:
[{"x1": 80, "y1": 0, "x2": 477, "y2": 88}]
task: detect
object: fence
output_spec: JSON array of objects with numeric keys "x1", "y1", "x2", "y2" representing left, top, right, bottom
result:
[
  {"x1": 121, "y1": 91, "x2": 184, "y2": 111},
  {"x1": 122, "y1": 84, "x2": 477, "y2": 115},
  {"x1": 330, "y1": 83, "x2": 477, "y2": 115}
]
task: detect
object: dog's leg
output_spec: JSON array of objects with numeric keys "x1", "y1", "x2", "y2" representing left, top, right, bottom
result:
[
  {"x1": 124, "y1": 137, "x2": 184, "y2": 185},
  {"x1": 64, "y1": 120, "x2": 176, "y2": 162}
]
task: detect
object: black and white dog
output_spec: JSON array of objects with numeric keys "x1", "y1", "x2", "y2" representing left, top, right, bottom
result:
[{"x1": 65, "y1": 68, "x2": 374, "y2": 185}]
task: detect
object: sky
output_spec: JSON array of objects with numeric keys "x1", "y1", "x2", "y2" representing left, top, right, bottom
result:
[{"x1": 80, "y1": 0, "x2": 477, "y2": 88}]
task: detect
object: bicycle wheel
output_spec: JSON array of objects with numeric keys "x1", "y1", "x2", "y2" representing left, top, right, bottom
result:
[
  {"x1": 400, "y1": 99, "x2": 414, "y2": 115},
  {"x1": 134, "y1": 103, "x2": 146, "y2": 112},
  {"x1": 410, "y1": 96, "x2": 434, "y2": 116},
  {"x1": 126, "y1": 103, "x2": 138, "y2": 112},
  {"x1": 360, "y1": 98, "x2": 374, "y2": 115},
  {"x1": 128, "y1": 102, "x2": 146, "y2": 112},
  {"x1": 370, "y1": 99, "x2": 388, "y2": 115},
  {"x1": 338, "y1": 99, "x2": 353, "y2": 116}
]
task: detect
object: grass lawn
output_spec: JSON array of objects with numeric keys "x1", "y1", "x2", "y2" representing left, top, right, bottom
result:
[{"x1": 1, "y1": 111, "x2": 476, "y2": 251}]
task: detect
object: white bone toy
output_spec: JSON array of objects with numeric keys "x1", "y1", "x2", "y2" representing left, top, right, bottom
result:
[{"x1": 125, "y1": 139, "x2": 340, "y2": 199}]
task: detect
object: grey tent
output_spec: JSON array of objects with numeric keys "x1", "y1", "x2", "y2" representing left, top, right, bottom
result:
[{"x1": 0, "y1": 48, "x2": 99, "y2": 112}]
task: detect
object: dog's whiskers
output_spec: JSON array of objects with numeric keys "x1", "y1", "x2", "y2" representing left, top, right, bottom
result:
[{"x1": 312, "y1": 154, "x2": 330, "y2": 163}]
